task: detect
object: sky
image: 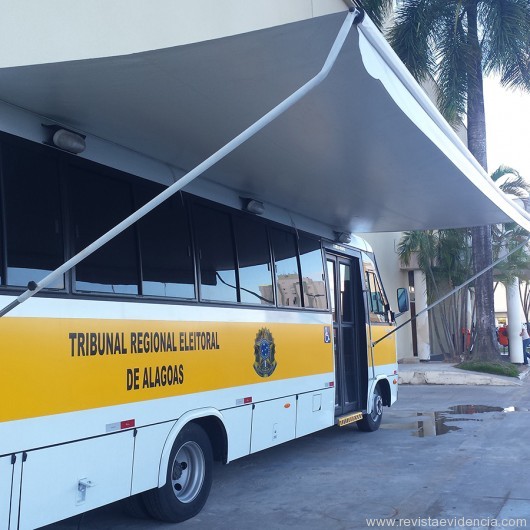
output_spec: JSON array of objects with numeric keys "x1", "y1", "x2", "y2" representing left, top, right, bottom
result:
[
  {"x1": 484, "y1": 77, "x2": 530, "y2": 180},
  {"x1": 485, "y1": 78, "x2": 530, "y2": 318}
]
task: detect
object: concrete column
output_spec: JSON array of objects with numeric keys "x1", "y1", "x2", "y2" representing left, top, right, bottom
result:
[
  {"x1": 415, "y1": 270, "x2": 431, "y2": 361},
  {"x1": 506, "y1": 278, "x2": 524, "y2": 363}
]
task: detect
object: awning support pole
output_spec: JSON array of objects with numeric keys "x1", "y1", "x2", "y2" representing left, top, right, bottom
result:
[
  {"x1": 0, "y1": 8, "x2": 363, "y2": 318},
  {"x1": 371, "y1": 237, "x2": 530, "y2": 347}
]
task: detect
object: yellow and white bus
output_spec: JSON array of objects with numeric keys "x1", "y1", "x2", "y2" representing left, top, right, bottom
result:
[{"x1": 0, "y1": 131, "x2": 407, "y2": 529}]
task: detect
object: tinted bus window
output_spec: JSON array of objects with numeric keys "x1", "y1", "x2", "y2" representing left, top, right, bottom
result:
[
  {"x1": 271, "y1": 229, "x2": 301, "y2": 307},
  {"x1": 194, "y1": 204, "x2": 237, "y2": 303},
  {"x1": 3, "y1": 147, "x2": 64, "y2": 288},
  {"x1": 135, "y1": 185, "x2": 195, "y2": 299},
  {"x1": 233, "y1": 216, "x2": 273, "y2": 305},
  {"x1": 298, "y1": 236, "x2": 327, "y2": 309},
  {"x1": 363, "y1": 254, "x2": 388, "y2": 323},
  {"x1": 69, "y1": 166, "x2": 139, "y2": 295}
]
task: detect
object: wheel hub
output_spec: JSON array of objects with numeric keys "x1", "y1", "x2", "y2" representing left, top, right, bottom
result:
[
  {"x1": 374, "y1": 395, "x2": 383, "y2": 417},
  {"x1": 170, "y1": 441, "x2": 205, "y2": 504}
]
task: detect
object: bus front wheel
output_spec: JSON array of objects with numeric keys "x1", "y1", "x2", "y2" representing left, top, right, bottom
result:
[
  {"x1": 357, "y1": 385, "x2": 383, "y2": 432},
  {"x1": 143, "y1": 422, "x2": 213, "y2": 523}
]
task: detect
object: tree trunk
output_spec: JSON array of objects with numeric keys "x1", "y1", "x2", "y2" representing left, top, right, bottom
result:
[
  {"x1": 467, "y1": 2, "x2": 500, "y2": 360},
  {"x1": 522, "y1": 282, "x2": 530, "y2": 323}
]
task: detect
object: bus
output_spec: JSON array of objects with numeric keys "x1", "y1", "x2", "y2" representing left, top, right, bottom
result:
[{"x1": 0, "y1": 131, "x2": 407, "y2": 529}]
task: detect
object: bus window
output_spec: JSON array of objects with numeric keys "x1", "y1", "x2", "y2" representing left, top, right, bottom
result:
[
  {"x1": 233, "y1": 215, "x2": 274, "y2": 305},
  {"x1": 135, "y1": 184, "x2": 195, "y2": 299},
  {"x1": 194, "y1": 204, "x2": 238, "y2": 303},
  {"x1": 298, "y1": 235, "x2": 327, "y2": 309},
  {"x1": 3, "y1": 147, "x2": 64, "y2": 288},
  {"x1": 69, "y1": 166, "x2": 139, "y2": 295},
  {"x1": 340, "y1": 262, "x2": 353, "y2": 322},
  {"x1": 327, "y1": 259, "x2": 336, "y2": 321},
  {"x1": 270, "y1": 228, "x2": 301, "y2": 307},
  {"x1": 363, "y1": 254, "x2": 388, "y2": 323}
]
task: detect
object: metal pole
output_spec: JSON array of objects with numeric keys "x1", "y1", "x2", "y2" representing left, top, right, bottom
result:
[{"x1": 0, "y1": 9, "x2": 362, "y2": 318}]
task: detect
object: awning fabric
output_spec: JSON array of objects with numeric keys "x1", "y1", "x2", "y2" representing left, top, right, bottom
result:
[{"x1": 0, "y1": 11, "x2": 527, "y2": 233}]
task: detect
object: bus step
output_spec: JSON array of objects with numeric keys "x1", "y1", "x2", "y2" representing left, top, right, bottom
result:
[{"x1": 337, "y1": 412, "x2": 363, "y2": 427}]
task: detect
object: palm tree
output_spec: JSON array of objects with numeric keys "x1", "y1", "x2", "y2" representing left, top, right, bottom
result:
[
  {"x1": 359, "y1": 0, "x2": 530, "y2": 360},
  {"x1": 398, "y1": 228, "x2": 473, "y2": 360},
  {"x1": 398, "y1": 166, "x2": 529, "y2": 360}
]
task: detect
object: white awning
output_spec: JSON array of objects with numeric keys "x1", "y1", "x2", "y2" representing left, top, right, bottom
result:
[{"x1": 0, "y1": 11, "x2": 527, "y2": 233}]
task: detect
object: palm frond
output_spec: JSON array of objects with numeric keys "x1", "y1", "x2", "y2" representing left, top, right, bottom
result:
[
  {"x1": 387, "y1": 0, "x2": 444, "y2": 82},
  {"x1": 491, "y1": 164, "x2": 518, "y2": 182},
  {"x1": 435, "y1": 6, "x2": 469, "y2": 124},
  {"x1": 356, "y1": 0, "x2": 395, "y2": 31},
  {"x1": 500, "y1": 175, "x2": 530, "y2": 197},
  {"x1": 481, "y1": 0, "x2": 530, "y2": 91},
  {"x1": 491, "y1": 165, "x2": 530, "y2": 197}
]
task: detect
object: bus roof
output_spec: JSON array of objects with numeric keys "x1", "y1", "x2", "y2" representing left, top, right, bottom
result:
[{"x1": 0, "y1": 10, "x2": 527, "y2": 234}]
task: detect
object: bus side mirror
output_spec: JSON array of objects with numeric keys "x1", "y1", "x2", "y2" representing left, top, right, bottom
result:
[{"x1": 397, "y1": 288, "x2": 409, "y2": 314}]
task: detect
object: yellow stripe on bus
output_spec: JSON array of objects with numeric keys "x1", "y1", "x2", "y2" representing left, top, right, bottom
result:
[{"x1": 0, "y1": 318, "x2": 333, "y2": 423}]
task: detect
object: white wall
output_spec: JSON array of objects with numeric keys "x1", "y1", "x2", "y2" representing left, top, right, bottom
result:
[{"x1": 0, "y1": 0, "x2": 347, "y2": 67}]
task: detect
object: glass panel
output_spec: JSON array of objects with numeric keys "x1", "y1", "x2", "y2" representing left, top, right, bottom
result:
[
  {"x1": 298, "y1": 236, "x2": 327, "y2": 309},
  {"x1": 194, "y1": 204, "x2": 237, "y2": 303},
  {"x1": 363, "y1": 254, "x2": 388, "y2": 323},
  {"x1": 135, "y1": 184, "x2": 195, "y2": 299},
  {"x1": 70, "y1": 166, "x2": 139, "y2": 294},
  {"x1": 327, "y1": 260, "x2": 336, "y2": 322},
  {"x1": 234, "y1": 216, "x2": 273, "y2": 305},
  {"x1": 342, "y1": 326, "x2": 357, "y2": 405},
  {"x1": 369, "y1": 273, "x2": 385, "y2": 314},
  {"x1": 4, "y1": 147, "x2": 64, "y2": 288},
  {"x1": 271, "y1": 229, "x2": 301, "y2": 307},
  {"x1": 333, "y1": 326, "x2": 340, "y2": 408},
  {"x1": 339, "y1": 263, "x2": 353, "y2": 322}
]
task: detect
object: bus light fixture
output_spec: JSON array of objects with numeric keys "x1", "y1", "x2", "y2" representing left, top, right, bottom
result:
[
  {"x1": 242, "y1": 198, "x2": 265, "y2": 215},
  {"x1": 43, "y1": 124, "x2": 86, "y2": 154},
  {"x1": 334, "y1": 231, "x2": 351, "y2": 244}
]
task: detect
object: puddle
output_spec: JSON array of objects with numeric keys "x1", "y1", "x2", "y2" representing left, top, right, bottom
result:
[
  {"x1": 382, "y1": 411, "x2": 464, "y2": 437},
  {"x1": 384, "y1": 404, "x2": 526, "y2": 438},
  {"x1": 412, "y1": 412, "x2": 461, "y2": 437},
  {"x1": 448, "y1": 405, "x2": 502, "y2": 414},
  {"x1": 447, "y1": 405, "x2": 529, "y2": 414}
]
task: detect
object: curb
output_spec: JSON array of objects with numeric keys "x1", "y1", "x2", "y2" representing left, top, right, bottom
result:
[
  {"x1": 399, "y1": 370, "x2": 522, "y2": 386},
  {"x1": 518, "y1": 367, "x2": 530, "y2": 381}
]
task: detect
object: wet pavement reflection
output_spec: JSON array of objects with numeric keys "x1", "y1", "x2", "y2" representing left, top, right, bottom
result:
[{"x1": 383, "y1": 404, "x2": 528, "y2": 437}]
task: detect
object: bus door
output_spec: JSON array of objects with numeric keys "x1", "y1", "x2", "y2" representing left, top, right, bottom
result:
[{"x1": 326, "y1": 252, "x2": 364, "y2": 416}]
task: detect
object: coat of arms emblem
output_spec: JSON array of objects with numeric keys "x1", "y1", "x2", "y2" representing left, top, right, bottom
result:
[{"x1": 253, "y1": 327, "x2": 277, "y2": 377}]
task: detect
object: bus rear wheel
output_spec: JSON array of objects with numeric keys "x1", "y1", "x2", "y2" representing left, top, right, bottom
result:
[
  {"x1": 143, "y1": 423, "x2": 213, "y2": 523},
  {"x1": 357, "y1": 385, "x2": 383, "y2": 432}
]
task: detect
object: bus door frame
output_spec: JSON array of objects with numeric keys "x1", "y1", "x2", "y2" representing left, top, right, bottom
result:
[{"x1": 323, "y1": 243, "x2": 368, "y2": 417}]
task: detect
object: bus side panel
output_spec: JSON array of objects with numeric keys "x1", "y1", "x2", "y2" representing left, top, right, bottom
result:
[
  {"x1": 250, "y1": 396, "x2": 296, "y2": 454},
  {"x1": 295, "y1": 388, "x2": 334, "y2": 438},
  {"x1": 370, "y1": 324, "x2": 397, "y2": 368},
  {"x1": 131, "y1": 422, "x2": 175, "y2": 495},
  {"x1": 221, "y1": 405, "x2": 252, "y2": 462},
  {"x1": 0, "y1": 455, "x2": 12, "y2": 529},
  {"x1": 18, "y1": 431, "x2": 134, "y2": 530}
]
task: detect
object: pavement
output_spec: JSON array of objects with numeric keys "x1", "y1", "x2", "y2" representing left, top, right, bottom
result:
[
  {"x1": 44, "y1": 383, "x2": 530, "y2": 530},
  {"x1": 399, "y1": 358, "x2": 530, "y2": 386}
]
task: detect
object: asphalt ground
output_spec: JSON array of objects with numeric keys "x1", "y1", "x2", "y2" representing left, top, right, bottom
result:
[{"x1": 44, "y1": 382, "x2": 530, "y2": 530}]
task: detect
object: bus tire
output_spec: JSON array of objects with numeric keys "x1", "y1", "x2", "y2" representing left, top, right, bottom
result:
[
  {"x1": 143, "y1": 423, "x2": 213, "y2": 523},
  {"x1": 121, "y1": 493, "x2": 151, "y2": 519},
  {"x1": 357, "y1": 384, "x2": 383, "y2": 432}
]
